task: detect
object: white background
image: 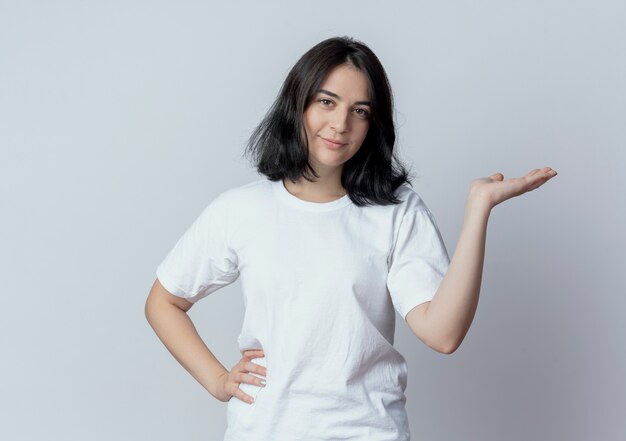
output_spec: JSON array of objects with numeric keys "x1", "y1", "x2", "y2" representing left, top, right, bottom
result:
[{"x1": 1, "y1": 1, "x2": 624, "y2": 440}]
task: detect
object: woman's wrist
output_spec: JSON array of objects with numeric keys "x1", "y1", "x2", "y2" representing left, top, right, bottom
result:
[
  {"x1": 207, "y1": 368, "x2": 230, "y2": 400},
  {"x1": 465, "y1": 188, "x2": 493, "y2": 218}
]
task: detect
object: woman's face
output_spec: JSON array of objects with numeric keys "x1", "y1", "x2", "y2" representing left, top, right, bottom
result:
[{"x1": 302, "y1": 64, "x2": 371, "y2": 175}]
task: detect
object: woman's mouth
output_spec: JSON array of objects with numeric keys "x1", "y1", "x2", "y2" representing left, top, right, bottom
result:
[{"x1": 321, "y1": 137, "x2": 347, "y2": 149}]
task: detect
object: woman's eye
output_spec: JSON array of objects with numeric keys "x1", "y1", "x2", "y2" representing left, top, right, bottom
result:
[
  {"x1": 319, "y1": 99, "x2": 332, "y2": 106},
  {"x1": 354, "y1": 108, "x2": 370, "y2": 118}
]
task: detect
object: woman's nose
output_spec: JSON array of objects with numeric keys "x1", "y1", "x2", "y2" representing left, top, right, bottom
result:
[{"x1": 330, "y1": 110, "x2": 349, "y2": 133}]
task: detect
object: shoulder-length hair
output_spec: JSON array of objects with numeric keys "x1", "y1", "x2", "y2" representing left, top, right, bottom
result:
[{"x1": 243, "y1": 36, "x2": 414, "y2": 207}]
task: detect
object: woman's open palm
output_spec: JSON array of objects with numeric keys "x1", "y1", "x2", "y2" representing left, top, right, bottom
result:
[{"x1": 469, "y1": 166, "x2": 558, "y2": 209}]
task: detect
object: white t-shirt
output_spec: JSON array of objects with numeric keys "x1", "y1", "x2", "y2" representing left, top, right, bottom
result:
[{"x1": 156, "y1": 178, "x2": 450, "y2": 441}]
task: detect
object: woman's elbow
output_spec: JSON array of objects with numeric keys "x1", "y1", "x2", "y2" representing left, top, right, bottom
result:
[
  {"x1": 438, "y1": 344, "x2": 458, "y2": 355},
  {"x1": 430, "y1": 338, "x2": 461, "y2": 355}
]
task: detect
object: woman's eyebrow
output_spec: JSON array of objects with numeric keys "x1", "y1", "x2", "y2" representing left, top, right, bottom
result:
[{"x1": 317, "y1": 89, "x2": 371, "y2": 106}]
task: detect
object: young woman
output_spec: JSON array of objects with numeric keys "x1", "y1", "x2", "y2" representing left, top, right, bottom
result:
[{"x1": 145, "y1": 36, "x2": 557, "y2": 440}]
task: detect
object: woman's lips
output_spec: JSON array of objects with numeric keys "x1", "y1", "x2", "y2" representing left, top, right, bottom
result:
[{"x1": 321, "y1": 137, "x2": 347, "y2": 149}]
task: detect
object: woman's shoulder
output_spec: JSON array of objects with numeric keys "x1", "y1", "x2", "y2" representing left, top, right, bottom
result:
[
  {"x1": 220, "y1": 178, "x2": 268, "y2": 196},
  {"x1": 391, "y1": 183, "x2": 431, "y2": 214},
  {"x1": 206, "y1": 178, "x2": 273, "y2": 211}
]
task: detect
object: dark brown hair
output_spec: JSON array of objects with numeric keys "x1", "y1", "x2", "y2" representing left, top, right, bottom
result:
[{"x1": 243, "y1": 36, "x2": 413, "y2": 206}]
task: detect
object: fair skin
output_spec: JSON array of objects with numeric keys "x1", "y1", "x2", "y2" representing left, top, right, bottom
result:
[
  {"x1": 406, "y1": 167, "x2": 557, "y2": 354},
  {"x1": 283, "y1": 63, "x2": 371, "y2": 202},
  {"x1": 144, "y1": 62, "x2": 558, "y2": 406},
  {"x1": 144, "y1": 283, "x2": 265, "y2": 404}
]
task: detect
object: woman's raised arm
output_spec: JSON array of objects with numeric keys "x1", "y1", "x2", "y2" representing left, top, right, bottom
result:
[{"x1": 406, "y1": 167, "x2": 558, "y2": 354}]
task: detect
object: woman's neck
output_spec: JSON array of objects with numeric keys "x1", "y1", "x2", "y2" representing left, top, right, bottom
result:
[{"x1": 282, "y1": 176, "x2": 346, "y2": 203}]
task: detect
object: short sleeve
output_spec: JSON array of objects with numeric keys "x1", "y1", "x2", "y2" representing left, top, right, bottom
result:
[
  {"x1": 156, "y1": 197, "x2": 240, "y2": 303},
  {"x1": 386, "y1": 207, "x2": 450, "y2": 320}
]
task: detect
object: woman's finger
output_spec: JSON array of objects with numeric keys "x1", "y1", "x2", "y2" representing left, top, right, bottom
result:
[
  {"x1": 241, "y1": 349, "x2": 264, "y2": 360},
  {"x1": 231, "y1": 383, "x2": 256, "y2": 404},
  {"x1": 531, "y1": 167, "x2": 556, "y2": 176},
  {"x1": 244, "y1": 360, "x2": 267, "y2": 377},
  {"x1": 230, "y1": 370, "x2": 265, "y2": 404},
  {"x1": 525, "y1": 169, "x2": 557, "y2": 192},
  {"x1": 242, "y1": 348, "x2": 264, "y2": 355},
  {"x1": 239, "y1": 371, "x2": 267, "y2": 387}
]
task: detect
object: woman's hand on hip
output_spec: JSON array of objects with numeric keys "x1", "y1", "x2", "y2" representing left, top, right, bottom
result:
[{"x1": 214, "y1": 349, "x2": 267, "y2": 404}]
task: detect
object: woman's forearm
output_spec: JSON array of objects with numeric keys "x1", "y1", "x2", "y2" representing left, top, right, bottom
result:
[
  {"x1": 417, "y1": 167, "x2": 557, "y2": 354},
  {"x1": 145, "y1": 300, "x2": 228, "y2": 398},
  {"x1": 424, "y1": 194, "x2": 491, "y2": 353}
]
